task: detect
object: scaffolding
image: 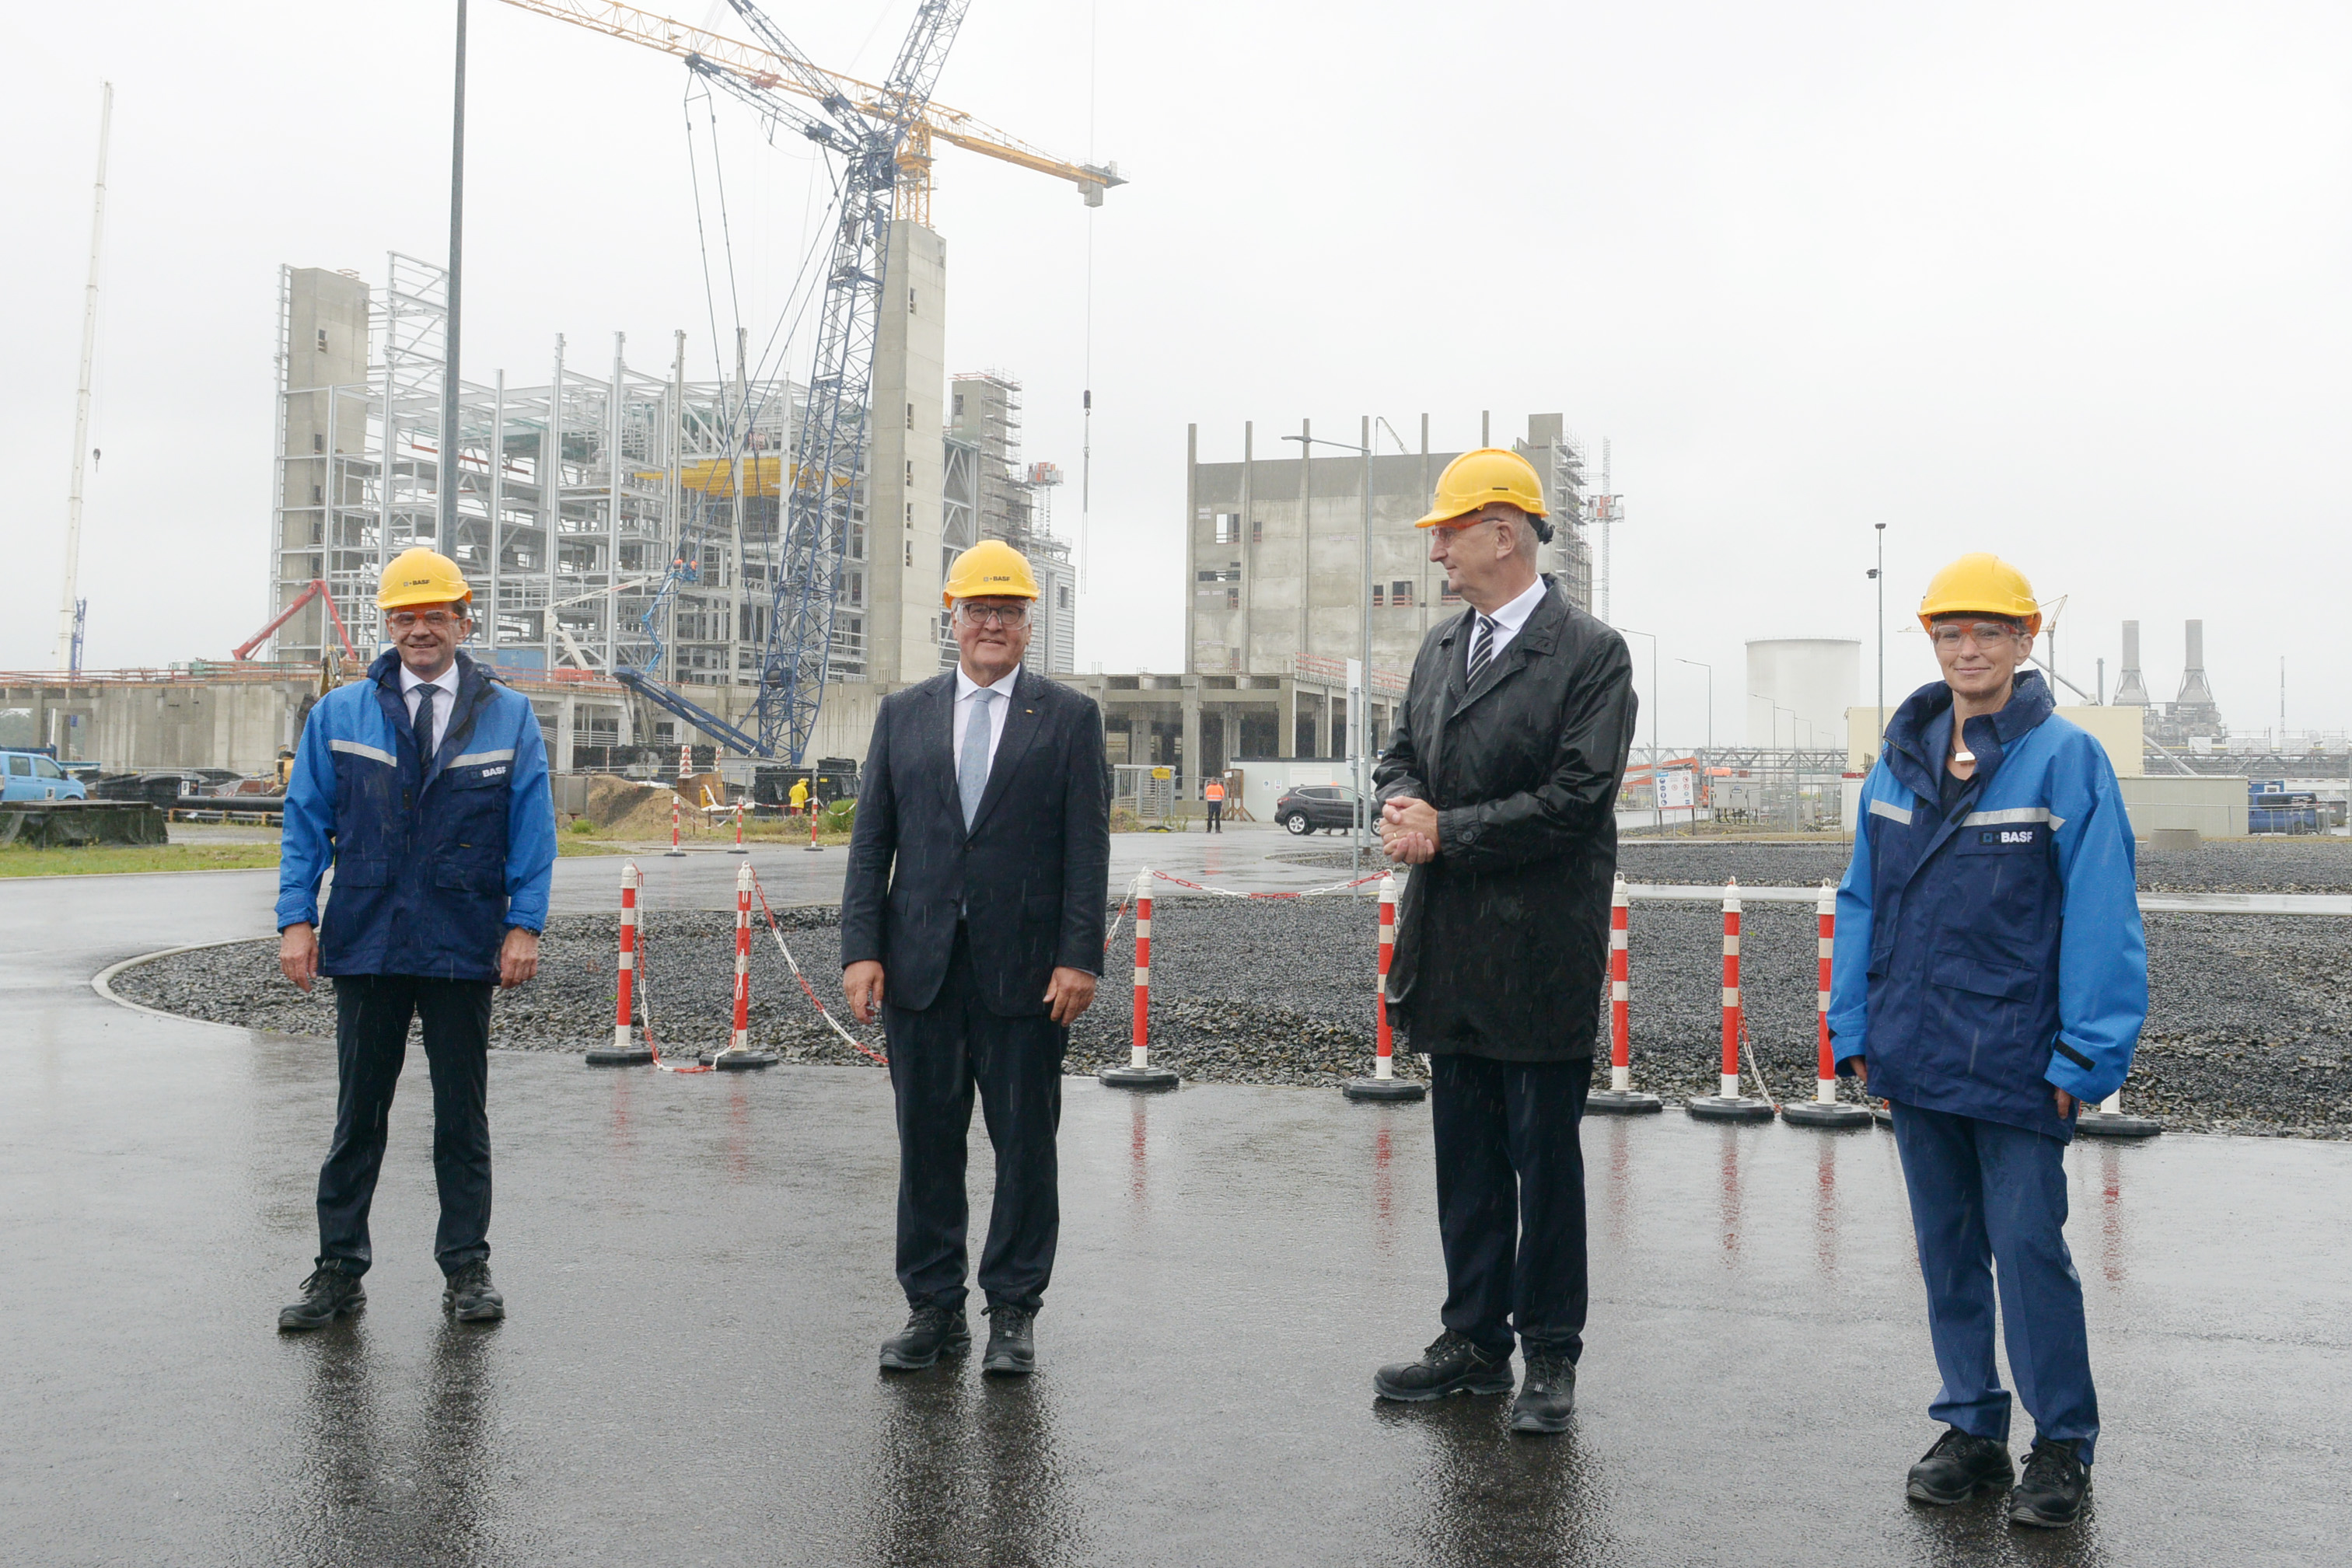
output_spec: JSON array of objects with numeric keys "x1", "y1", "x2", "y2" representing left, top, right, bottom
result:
[
  {"x1": 270, "y1": 257, "x2": 834, "y2": 687},
  {"x1": 948, "y1": 370, "x2": 1075, "y2": 672}
]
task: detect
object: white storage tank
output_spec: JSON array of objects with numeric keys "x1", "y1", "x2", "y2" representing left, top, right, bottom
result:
[{"x1": 1746, "y1": 638, "x2": 1861, "y2": 751}]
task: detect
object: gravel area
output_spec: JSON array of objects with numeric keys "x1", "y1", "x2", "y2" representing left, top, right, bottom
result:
[{"x1": 110, "y1": 841, "x2": 2352, "y2": 1134}]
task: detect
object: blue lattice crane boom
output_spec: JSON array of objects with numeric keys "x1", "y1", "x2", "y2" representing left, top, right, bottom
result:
[{"x1": 673, "y1": 0, "x2": 971, "y2": 762}]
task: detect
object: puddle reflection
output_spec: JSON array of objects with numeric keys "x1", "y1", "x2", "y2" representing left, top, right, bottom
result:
[
  {"x1": 868, "y1": 1374, "x2": 1082, "y2": 1566},
  {"x1": 1375, "y1": 1396, "x2": 1620, "y2": 1566}
]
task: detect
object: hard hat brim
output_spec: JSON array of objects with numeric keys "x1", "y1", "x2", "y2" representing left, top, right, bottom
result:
[
  {"x1": 1414, "y1": 497, "x2": 1548, "y2": 529},
  {"x1": 941, "y1": 585, "x2": 1042, "y2": 608}
]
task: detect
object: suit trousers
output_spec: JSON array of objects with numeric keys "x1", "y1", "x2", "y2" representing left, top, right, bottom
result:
[
  {"x1": 884, "y1": 925, "x2": 1065, "y2": 1315},
  {"x1": 1430, "y1": 1053, "x2": 1592, "y2": 1360},
  {"x1": 316, "y1": 974, "x2": 495, "y2": 1277},
  {"x1": 1891, "y1": 1100, "x2": 2099, "y2": 1461}
]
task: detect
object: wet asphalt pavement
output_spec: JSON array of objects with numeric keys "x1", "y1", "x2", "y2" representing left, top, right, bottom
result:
[{"x1": 8, "y1": 854, "x2": 2350, "y2": 1566}]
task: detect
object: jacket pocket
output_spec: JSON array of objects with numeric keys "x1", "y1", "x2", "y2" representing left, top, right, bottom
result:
[{"x1": 1928, "y1": 948, "x2": 2039, "y2": 1001}]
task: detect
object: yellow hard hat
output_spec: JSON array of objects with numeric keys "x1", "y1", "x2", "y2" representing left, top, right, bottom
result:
[
  {"x1": 379, "y1": 547, "x2": 472, "y2": 609},
  {"x1": 942, "y1": 540, "x2": 1040, "y2": 608},
  {"x1": 1416, "y1": 448, "x2": 1549, "y2": 529},
  {"x1": 1917, "y1": 553, "x2": 2040, "y2": 634}
]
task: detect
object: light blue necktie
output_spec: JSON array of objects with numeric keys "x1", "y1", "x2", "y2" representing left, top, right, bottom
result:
[{"x1": 959, "y1": 690, "x2": 996, "y2": 830}]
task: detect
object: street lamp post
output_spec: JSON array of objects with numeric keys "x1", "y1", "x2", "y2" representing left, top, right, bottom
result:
[
  {"x1": 1620, "y1": 627, "x2": 1662, "y2": 833},
  {"x1": 1283, "y1": 424, "x2": 1377, "y2": 880},
  {"x1": 1678, "y1": 657, "x2": 1712, "y2": 833},
  {"x1": 1868, "y1": 523, "x2": 1886, "y2": 762}
]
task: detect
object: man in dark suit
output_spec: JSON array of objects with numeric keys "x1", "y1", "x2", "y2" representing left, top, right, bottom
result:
[
  {"x1": 1370, "y1": 449, "x2": 1637, "y2": 1435},
  {"x1": 841, "y1": 540, "x2": 1111, "y2": 1377}
]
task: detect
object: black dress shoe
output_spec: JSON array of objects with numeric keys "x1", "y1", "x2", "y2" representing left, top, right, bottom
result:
[
  {"x1": 278, "y1": 1266, "x2": 365, "y2": 1331},
  {"x1": 982, "y1": 1308, "x2": 1036, "y2": 1376},
  {"x1": 879, "y1": 1304, "x2": 970, "y2": 1371},
  {"x1": 1906, "y1": 1427, "x2": 2014, "y2": 1505},
  {"x1": 2008, "y1": 1437, "x2": 2091, "y2": 1528},
  {"x1": 442, "y1": 1261, "x2": 505, "y2": 1322},
  {"x1": 1372, "y1": 1330, "x2": 1515, "y2": 1402},
  {"x1": 1508, "y1": 1352, "x2": 1576, "y2": 1434}
]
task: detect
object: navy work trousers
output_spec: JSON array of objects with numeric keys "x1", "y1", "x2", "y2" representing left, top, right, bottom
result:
[
  {"x1": 1892, "y1": 1100, "x2": 2099, "y2": 1461},
  {"x1": 884, "y1": 926, "x2": 1065, "y2": 1315},
  {"x1": 316, "y1": 974, "x2": 495, "y2": 1278},
  {"x1": 1430, "y1": 1053, "x2": 1593, "y2": 1360}
]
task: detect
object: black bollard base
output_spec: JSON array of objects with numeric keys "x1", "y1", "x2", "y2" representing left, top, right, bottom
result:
[
  {"x1": 1781, "y1": 1098, "x2": 1875, "y2": 1130},
  {"x1": 1686, "y1": 1095, "x2": 1776, "y2": 1124},
  {"x1": 1586, "y1": 1089, "x2": 1664, "y2": 1116},
  {"x1": 584, "y1": 1045, "x2": 654, "y2": 1067},
  {"x1": 2074, "y1": 1109, "x2": 2162, "y2": 1139},
  {"x1": 1343, "y1": 1076, "x2": 1427, "y2": 1102},
  {"x1": 728, "y1": 847, "x2": 750, "y2": 856},
  {"x1": 1098, "y1": 1064, "x2": 1179, "y2": 1091},
  {"x1": 701, "y1": 1049, "x2": 778, "y2": 1070}
]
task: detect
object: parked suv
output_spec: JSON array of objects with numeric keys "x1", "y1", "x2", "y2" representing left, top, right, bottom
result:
[
  {"x1": 1274, "y1": 784, "x2": 1372, "y2": 836},
  {"x1": 2, "y1": 751, "x2": 90, "y2": 804}
]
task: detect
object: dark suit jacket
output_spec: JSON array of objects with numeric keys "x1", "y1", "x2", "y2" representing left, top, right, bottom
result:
[
  {"x1": 840, "y1": 666, "x2": 1111, "y2": 1017},
  {"x1": 1374, "y1": 578, "x2": 1637, "y2": 1061}
]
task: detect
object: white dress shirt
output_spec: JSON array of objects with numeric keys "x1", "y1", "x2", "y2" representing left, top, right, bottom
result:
[
  {"x1": 1473, "y1": 577, "x2": 1550, "y2": 662},
  {"x1": 952, "y1": 665, "x2": 1020, "y2": 777},
  {"x1": 399, "y1": 662, "x2": 463, "y2": 755}
]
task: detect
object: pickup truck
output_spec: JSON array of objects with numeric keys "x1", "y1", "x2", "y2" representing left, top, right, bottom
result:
[{"x1": 2, "y1": 750, "x2": 90, "y2": 803}]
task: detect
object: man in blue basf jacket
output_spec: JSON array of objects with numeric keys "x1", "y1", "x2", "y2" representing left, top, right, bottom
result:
[
  {"x1": 273, "y1": 548, "x2": 557, "y2": 1332},
  {"x1": 1831, "y1": 553, "x2": 2145, "y2": 1531}
]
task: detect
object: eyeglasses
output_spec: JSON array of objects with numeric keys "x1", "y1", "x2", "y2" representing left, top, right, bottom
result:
[
  {"x1": 1931, "y1": 621, "x2": 2021, "y2": 649},
  {"x1": 956, "y1": 605, "x2": 1030, "y2": 629},
  {"x1": 386, "y1": 609, "x2": 464, "y2": 630}
]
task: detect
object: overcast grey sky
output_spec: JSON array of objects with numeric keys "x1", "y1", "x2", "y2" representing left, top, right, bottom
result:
[{"x1": 3, "y1": 1, "x2": 2345, "y2": 746}]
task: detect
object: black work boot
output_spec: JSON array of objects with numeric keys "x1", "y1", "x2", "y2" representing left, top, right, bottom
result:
[
  {"x1": 1372, "y1": 1330, "x2": 1515, "y2": 1402},
  {"x1": 982, "y1": 1307, "x2": 1036, "y2": 1377},
  {"x1": 2008, "y1": 1437, "x2": 2091, "y2": 1528},
  {"x1": 278, "y1": 1265, "x2": 365, "y2": 1331},
  {"x1": 442, "y1": 1261, "x2": 505, "y2": 1322},
  {"x1": 1906, "y1": 1427, "x2": 2015, "y2": 1505},
  {"x1": 879, "y1": 1304, "x2": 970, "y2": 1371},
  {"x1": 1508, "y1": 1351, "x2": 1577, "y2": 1434}
]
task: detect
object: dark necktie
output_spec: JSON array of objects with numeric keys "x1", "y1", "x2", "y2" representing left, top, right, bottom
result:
[
  {"x1": 1467, "y1": 615, "x2": 1497, "y2": 684},
  {"x1": 412, "y1": 685, "x2": 437, "y2": 769}
]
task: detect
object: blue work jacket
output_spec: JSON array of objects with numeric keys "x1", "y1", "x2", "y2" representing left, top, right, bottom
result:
[
  {"x1": 1828, "y1": 670, "x2": 2146, "y2": 1141},
  {"x1": 277, "y1": 649, "x2": 557, "y2": 981}
]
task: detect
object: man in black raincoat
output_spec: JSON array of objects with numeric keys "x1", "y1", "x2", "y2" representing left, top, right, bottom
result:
[{"x1": 1370, "y1": 447, "x2": 1637, "y2": 1434}]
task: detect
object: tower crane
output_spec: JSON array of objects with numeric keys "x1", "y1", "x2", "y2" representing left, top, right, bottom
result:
[{"x1": 497, "y1": 0, "x2": 1123, "y2": 762}]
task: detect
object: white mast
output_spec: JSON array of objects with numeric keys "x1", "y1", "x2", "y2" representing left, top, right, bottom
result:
[{"x1": 55, "y1": 82, "x2": 113, "y2": 672}]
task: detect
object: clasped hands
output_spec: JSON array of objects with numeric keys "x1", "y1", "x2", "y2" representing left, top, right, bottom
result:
[{"x1": 1379, "y1": 796, "x2": 1439, "y2": 865}]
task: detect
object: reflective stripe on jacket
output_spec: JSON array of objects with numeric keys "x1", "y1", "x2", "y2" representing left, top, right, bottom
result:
[
  {"x1": 1828, "y1": 669, "x2": 2145, "y2": 1140},
  {"x1": 277, "y1": 649, "x2": 557, "y2": 980}
]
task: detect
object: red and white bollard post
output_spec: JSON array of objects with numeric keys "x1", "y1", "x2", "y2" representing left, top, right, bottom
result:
[
  {"x1": 728, "y1": 798, "x2": 749, "y2": 855},
  {"x1": 1100, "y1": 869, "x2": 1176, "y2": 1089},
  {"x1": 585, "y1": 861, "x2": 653, "y2": 1065},
  {"x1": 1589, "y1": 874, "x2": 1662, "y2": 1113},
  {"x1": 1784, "y1": 880, "x2": 1872, "y2": 1127},
  {"x1": 664, "y1": 792, "x2": 687, "y2": 857},
  {"x1": 1690, "y1": 876, "x2": 1774, "y2": 1122},
  {"x1": 2075, "y1": 1086, "x2": 2162, "y2": 1137},
  {"x1": 702, "y1": 862, "x2": 777, "y2": 1068},
  {"x1": 802, "y1": 801, "x2": 824, "y2": 851},
  {"x1": 1346, "y1": 871, "x2": 1425, "y2": 1102}
]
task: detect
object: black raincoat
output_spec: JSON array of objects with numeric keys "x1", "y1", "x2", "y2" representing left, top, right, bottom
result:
[{"x1": 1375, "y1": 578, "x2": 1637, "y2": 1061}]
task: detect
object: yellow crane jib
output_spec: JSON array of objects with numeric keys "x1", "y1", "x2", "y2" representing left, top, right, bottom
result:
[{"x1": 493, "y1": 0, "x2": 1127, "y2": 207}]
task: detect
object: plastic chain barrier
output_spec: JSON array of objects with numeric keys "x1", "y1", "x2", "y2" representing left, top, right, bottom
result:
[
  {"x1": 746, "y1": 866, "x2": 889, "y2": 1065},
  {"x1": 1147, "y1": 868, "x2": 1388, "y2": 900},
  {"x1": 628, "y1": 904, "x2": 712, "y2": 1074}
]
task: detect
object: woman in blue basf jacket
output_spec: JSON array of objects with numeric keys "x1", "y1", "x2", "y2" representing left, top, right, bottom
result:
[{"x1": 1830, "y1": 553, "x2": 2146, "y2": 1531}]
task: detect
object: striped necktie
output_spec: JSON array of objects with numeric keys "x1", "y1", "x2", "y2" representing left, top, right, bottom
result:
[{"x1": 1466, "y1": 615, "x2": 1497, "y2": 684}]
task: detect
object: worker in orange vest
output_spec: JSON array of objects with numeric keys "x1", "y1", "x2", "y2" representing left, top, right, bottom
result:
[{"x1": 1203, "y1": 776, "x2": 1226, "y2": 834}]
